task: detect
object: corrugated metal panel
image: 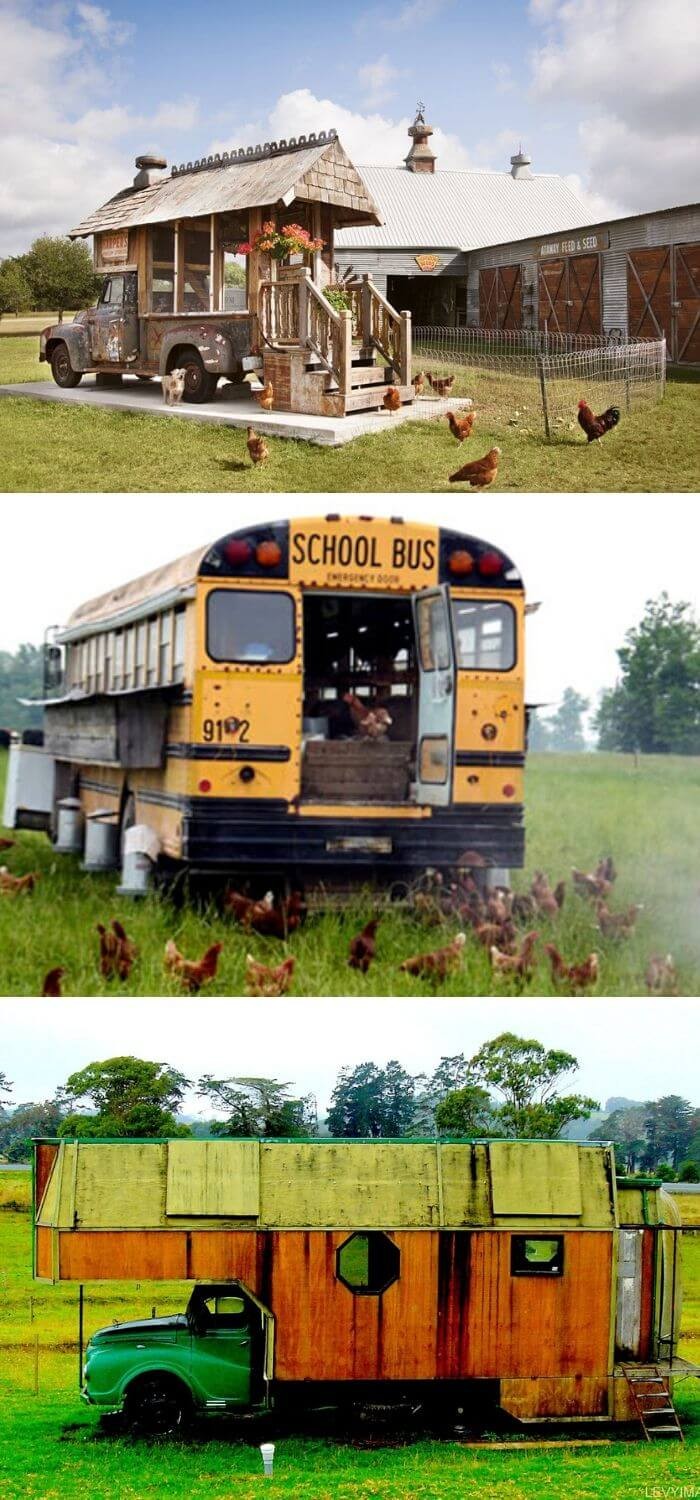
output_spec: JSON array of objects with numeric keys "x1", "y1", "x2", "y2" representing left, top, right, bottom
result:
[
  {"x1": 602, "y1": 250, "x2": 629, "y2": 333},
  {"x1": 467, "y1": 204, "x2": 700, "y2": 271},
  {"x1": 335, "y1": 167, "x2": 591, "y2": 252}
]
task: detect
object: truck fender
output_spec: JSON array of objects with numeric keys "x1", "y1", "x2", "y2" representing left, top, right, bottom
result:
[
  {"x1": 41, "y1": 322, "x2": 92, "y2": 372},
  {"x1": 120, "y1": 1362, "x2": 195, "y2": 1408},
  {"x1": 158, "y1": 320, "x2": 252, "y2": 377}
]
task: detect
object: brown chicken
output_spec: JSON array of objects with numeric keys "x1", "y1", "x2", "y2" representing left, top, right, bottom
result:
[
  {"x1": 490, "y1": 930, "x2": 539, "y2": 979},
  {"x1": 224, "y1": 888, "x2": 305, "y2": 938},
  {"x1": 382, "y1": 386, "x2": 402, "y2": 414},
  {"x1": 572, "y1": 866, "x2": 613, "y2": 901},
  {"x1": 0, "y1": 869, "x2": 39, "y2": 894},
  {"x1": 0, "y1": 838, "x2": 14, "y2": 851},
  {"x1": 595, "y1": 900, "x2": 643, "y2": 940},
  {"x1": 343, "y1": 692, "x2": 392, "y2": 740},
  {"x1": 97, "y1": 919, "x2": 138, "y2": 981},
  {"x1": 164, "y1": 939, "x2": 223, "y2": 993},
  {"x1": 245, "y1": 954, "x2": 295, "y2": 997},
  {"x1": 449, "y1": 447, "x2": 501, "y2": 488},
  {"x1": 247, "y1": 427, "x2": 269, "y2": 465},
  {"x1": 596, "y1": 856, "x2": 617, "y2": 885},
  {"x1": 545, "y1": 944, "x2": 599, "y2": 992},
  {"x1": 427, "y1": 372, "x2": 455, "y2": 396},
  {"x1": 645, "y1": 953, "x2": 679, "y2": 996},
  {"x1": 446, "y1": 410, "x2": 475, "y2": 442},
  {"x1": 531, "y1": 872, "x2": 566, "y2": 918},
  {"x1": 577, "y1": 400, "x2": 620, "y2": 442},
  {"x1": 399, "y1": 931, "x2": 466, "y2": 980},
  {"x1": 412, "y1": 370, "x2": 427, "y2": 397},
  {"x1": 348, "y1": 918, "x2": 380, "y2": 973},
  {"x1": 255, "y1": 380, "x2": 274, "y2": 411},
  {"x1": 486, "y1": 888, "x2": 512, "y2": 925},
  {"x1": 41, "y1": 967, "x2": 65, "y2": 997},
  {"x1": 511, "y1": 892, "x2": 537, "y2": 924},
  {"x1": 474, "y1": 920, "x2": 517, "y2": 953}
]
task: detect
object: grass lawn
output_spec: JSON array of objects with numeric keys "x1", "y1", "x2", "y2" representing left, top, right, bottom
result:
[
  {"x1": 2, "y1": 750, "x2": 700, "y2": 997},
  {"x1": 0, "y1": 334, "x2": 698, "y2": 491},
  {"x1": 0, "y1": 1176, "x2": 697, "y2": 1499},
  {"x1": 0, "y1": 313, "x2": 77, "y2": 339}
]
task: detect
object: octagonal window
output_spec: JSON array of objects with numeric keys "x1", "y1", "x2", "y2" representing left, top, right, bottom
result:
[{"x1": 336, "y1": 1232, "x2": 400, "y2": 1296}]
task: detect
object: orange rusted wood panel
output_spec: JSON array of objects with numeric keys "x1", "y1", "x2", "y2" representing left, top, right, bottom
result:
[
  {"x1": 627, "y1": 247, "x2": 672, "y2": 340},
  {"x1": 501, "y1": 1376, "x2": 609, "y2": 1419},
  {"x1": 186, "y1": 1232, "x2": 262, "y2": 1284},
  {"x1": 35, "y1": 1226, "x2": 53, "y2": 1280},
  {"x1": 675, "y1": 242, "x2": 700, "y2": 363},
  {"x1": 498, "y1": 266, "x2": 522, "y2": 330},
  {"x1": 59, "y1": 1231, "x2": 188, "y2": 1281},
  {"x1": 35, "y1": 1143, "x2": 58, "y2": 1211},
  {"x1": 437, "y1": 1231, "x2": 612, "y2": 1379},
  {"x1": 569, "y1": 254, "x2": 601, "y2": 334},
  {"x1": 479, "y1": 268, "x2": 498, "y2": 329},
  {"x1": 538, "y1": 258, "x2": 567, "y2": 331},
  {"x1": 638, "y1": 1228, "x2": 656, "y2": 1361}
]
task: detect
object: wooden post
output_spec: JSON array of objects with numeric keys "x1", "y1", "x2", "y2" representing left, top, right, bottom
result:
[
  {"x1": 173, "y1": 221, "x2": 182, "y2": 314},
  {"x1": 537, "y1": 353, "x2": 551, "y2": 441},
  {"x1": 247, "y1": 208, "x2": 263, "y2": 353},
  {"x1": 400, "y1": 310, "x2": 412, "y2": 387},
  {"x1": 209, "y1": 213, "x2": 218, "y2": 312},
  {"x1": 361, "y1": 275, "x2": 373, "y2": 356},
  {"x1": 339, "y1": 309, "x2": 353, "y2": 398},
  {"x1": 298, "y1": 268, "x2": 309, "y2": 349}
]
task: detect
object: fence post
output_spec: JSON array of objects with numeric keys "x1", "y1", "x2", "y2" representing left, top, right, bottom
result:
[
  {"x1": 661, "y1": 336, "x2": 667, "y2": 400},
  {"x1": 400, "y1": 310, "x2": 412, "y2": 388},
  {"x1": 536, "y1": 354, "x2": 551, "y2": 441}
]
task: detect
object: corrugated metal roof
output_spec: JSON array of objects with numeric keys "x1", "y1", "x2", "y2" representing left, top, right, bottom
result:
[
  {"x1": 335, "y1": 166, "x2": 592, "y2": 252},
  {"x1": 69, "y1": 135, "x2": 380, "y2": 237}
]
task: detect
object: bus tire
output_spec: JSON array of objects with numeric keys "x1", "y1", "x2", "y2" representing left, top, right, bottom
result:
[
  {"x1": 123, "y1": 1375, "x2": 192, "y2": 1437},
  {"x1": 177, "y1": 350, "x2": 218, "y2": 404},
  {"x1": 50, "y1": 343, "x2": 82, "y2": 389}
]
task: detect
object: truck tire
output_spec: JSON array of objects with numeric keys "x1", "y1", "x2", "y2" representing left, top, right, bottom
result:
[
  {"x1": 50, "y1": 343, "x2": 82, "y2": 389},
  {"x1": 178, "y1": 350, "x2": 218, "y2": 404},
  {"x1": 124, "y1": 1376, "x2": 192, "y2": 1436}
]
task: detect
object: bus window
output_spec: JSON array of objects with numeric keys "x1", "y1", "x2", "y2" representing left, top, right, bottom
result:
[
  {"x1": 416, "y1": 594, "x2": 450, "y2": 672},
  {"x1": 451, "y1": 600, "x2": 516, "y2": 671},
  {"x1": 173, "y1": 610, "x2": 186, "y2": 682},
  {"x1": 206, "y1": 590, "x2": 295, "y2": 665}
]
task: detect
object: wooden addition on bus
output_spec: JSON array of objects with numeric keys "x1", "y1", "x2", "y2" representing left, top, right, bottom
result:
[{"x1": 9, "y1": 516, "x2": 526, "y2": 885}]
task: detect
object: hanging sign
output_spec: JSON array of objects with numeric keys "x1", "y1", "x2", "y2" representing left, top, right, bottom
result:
[
  {"x1": 98, "y1": 230, "x2": 130, "y2": 265},
  {"x1": 414, "y1": 254, "x2": 442, "y2": 272}
]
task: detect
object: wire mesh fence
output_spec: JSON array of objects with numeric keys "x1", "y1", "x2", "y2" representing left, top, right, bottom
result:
[{"x1": 413, "y1": 326, "x2": 666, "y2": 441}]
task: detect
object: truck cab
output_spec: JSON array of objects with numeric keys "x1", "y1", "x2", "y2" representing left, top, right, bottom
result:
[{"x1": 82, "y1": 1282, "x2": 274, "y2": 1433}]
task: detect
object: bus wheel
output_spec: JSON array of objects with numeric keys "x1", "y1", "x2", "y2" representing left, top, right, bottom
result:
[
  {"x1": 178, "y1": 351, "x2": 217, "y2": 404},
  {"x1": 124, "y1": 1376, "x2": 191, "y2": 1437},
  {"x1": 50, "y1": 343, "x2": 82, "y2": 388}
]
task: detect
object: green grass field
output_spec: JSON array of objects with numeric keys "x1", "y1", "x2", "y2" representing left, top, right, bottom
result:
[
  {"x1": 0, "y1": 333, "x2": 698, "y2": 491},
  {"x1": 2, "y1": 750, "x2": 700, "y2": 997},
  {"x1": 0, "y1": 1173, "x2": 697, "y2": 1499}
]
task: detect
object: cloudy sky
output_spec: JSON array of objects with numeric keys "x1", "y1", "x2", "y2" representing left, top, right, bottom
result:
[
  {"x1": 2, "y1": 996, "x2": 699, "y2": 1117},
  {"x1": 0, "y1": 0, "x2": 698, "y2": 254},
  {"x1": 1, "y1": 493, "x2": 698, "y2": 712}
]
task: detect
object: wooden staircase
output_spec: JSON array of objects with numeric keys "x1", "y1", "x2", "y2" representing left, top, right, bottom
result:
[
  {"x1": 305, "y1": 350, "x2": 413, "y2": 414},
  {"x1": 622, "y1": 1365, "x2": 684, "y2": 1441}
]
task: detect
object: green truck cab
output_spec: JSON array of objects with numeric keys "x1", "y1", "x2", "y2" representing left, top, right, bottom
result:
[{"x1": 82, "y1": 1282, "x2": 274, "y2": 1433}]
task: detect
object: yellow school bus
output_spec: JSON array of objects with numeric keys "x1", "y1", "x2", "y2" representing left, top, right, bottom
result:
[{"x1": 39, "y1": 515, "x2": 526, "y2": 879}]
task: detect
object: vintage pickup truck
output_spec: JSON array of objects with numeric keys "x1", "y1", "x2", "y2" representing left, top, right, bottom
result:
[{"x1": 39, "y1": 272, "x2": 253, "y2": 403}]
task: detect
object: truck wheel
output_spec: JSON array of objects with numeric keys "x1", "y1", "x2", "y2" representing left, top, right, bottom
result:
[
  {"x1": 124, "y1": 1377, "x2": 191, "y2": 1436},
  {"x1": 50, "y1": 343, "x2": 82, "y2": 389},
  {"x1": 178, "y1": 351, "x2": 218, "y2": 404}
]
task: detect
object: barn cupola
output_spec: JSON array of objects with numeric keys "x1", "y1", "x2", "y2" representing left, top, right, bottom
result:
[
  {"x1": 404, "y1": 103, "x2": 436, "y2": 173},
  {"x1": 510, "y1": 146, "x2": 533, "y2": 180},
  {"x1": 133, "y1": 153, "x2": 168, "y2": 189}
]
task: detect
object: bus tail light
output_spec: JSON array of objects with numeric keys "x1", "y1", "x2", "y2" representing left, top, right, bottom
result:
[
  {"x1": 478, "y1": 550, "x2": 503, "y2": 576},
  {"x1": 256, "y1": 540, "x2": 282, "y2": 567},
  {"x1": 502, "y1": 783, "x2": 516, "y2": 798},
  {"x1": 223, "y1": 539, "x2": 252, "y2": 566},
  {"x1": 448, "y1": 549, "x2": 474, "y2": 576},
  {"x1": 198, "y1": 778, "x2": 212, "y2": 793}
]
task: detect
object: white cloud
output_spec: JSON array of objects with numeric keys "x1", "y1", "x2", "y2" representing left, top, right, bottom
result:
[
  {"x1": 355, "y1": 0, "x2": 450, "y2": 33},
  {"x1": 357, "y1": 55, "x2": 400, "y2": 107},
  {"x1": 491, "y1": 61, "x2": 514, "y2": 94},
  {"x1": 75, "y1": 2, "x2": 133, "y2": 46},
  {"x1": 529, "y1": 0, "x2": 700, "y2": 212}
]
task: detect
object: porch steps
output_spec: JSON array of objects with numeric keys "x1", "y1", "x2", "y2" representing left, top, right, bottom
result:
[
  {"x1": 622, "y1": 1366, "x2": 684, "y2": 1441},
  {"x1": 304, "y1": 351, "x2": 413, "y2": 414}
]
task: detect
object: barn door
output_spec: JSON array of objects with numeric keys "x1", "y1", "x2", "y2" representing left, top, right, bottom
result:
[
  {"x1": 479, "y1": 268, "x2": 498, "y2": 329},
  {"x1": 538, "y1": 259, "x2": 568, "y2": 332},
  {"x1": 498, "y1": 266, "x2": 522, "y2": 329},
  {"x1": 412, "y1": 586, "x2": 456, "y2": 807},
  {"x1": 674, "y1": 242, "x2": 700, "y2": 364},
  {"x1": 568, "y1": 254, "x2": 601, "y2": 334},
  {"x1": 627, "y1": 248, "x2": 672, "y2": 345}
]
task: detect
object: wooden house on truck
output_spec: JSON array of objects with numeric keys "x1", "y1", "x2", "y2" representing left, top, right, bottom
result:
[
  {"x1": 39, "y1": 132, "x2": 414, "y2": 415},
  {"x1": 33, "y1": 1138, "x2": 694, "y2": 1433}
]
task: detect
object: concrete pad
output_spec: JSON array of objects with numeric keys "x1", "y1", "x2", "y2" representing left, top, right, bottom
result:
[{"x1": 0, "y1": 376, "x2": 472, "y2": 448}]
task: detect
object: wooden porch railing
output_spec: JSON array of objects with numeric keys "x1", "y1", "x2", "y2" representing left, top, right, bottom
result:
[
  {"x1": 258, "y1": 268, "x2": 411, "y2": 395},
  {"x1": 347, "y1": 273, "x2": 412, "y2": 386}
]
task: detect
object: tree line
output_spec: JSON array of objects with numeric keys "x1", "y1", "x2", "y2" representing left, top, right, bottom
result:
[
  {"x1": 1, "y1": 1045, "x2": 698, "y2": 1180},
  {"x1": 0, "y1": 236, "x2": 100, "y2": 322}
]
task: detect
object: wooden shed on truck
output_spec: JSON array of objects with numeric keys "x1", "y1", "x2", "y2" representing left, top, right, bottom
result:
[{"x1": 33, "y1": 1137, "x2": 694, "y2": 1425}]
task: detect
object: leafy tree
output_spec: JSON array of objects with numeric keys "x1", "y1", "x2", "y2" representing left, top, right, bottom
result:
[
  {"x1": 412, "y1": 1053, "x2": 473, "y2": 1131},
  {"x1": 547, "y1": 687, "x2": 589, "y2": 752},
  {"x1": 527, "y1": 709, "x2": 552, "y2": 752},
  {"x1": 57, "y1": 1057, "x2": 191, "y2": 1138},
  {"x1": 197, "y1": 1076, "x2": 317, "y2": 1138},
  {"x1": 326, "y1": 1061, "x2": 416, "y2": 1137},
  {"x1": 644, "y1": 1096, "x2": 695, "y2": 1169},
  {"x1": 0, "y1": 1072, "x2": 12, "y2": 1107},
  {"x1": 434, "y1": 1084, "x2": 495, "y2": 1136},
  {"x1": 652, "y1": 1162, "x2": 675, "y2": 1182},
  {"x1": 588, "y1": 1104, "x2": 648, "y2": 1173},
  {"x1": 678, "y1": 1160, "x2": 700, "y2": 1182},
  {"x1": 596, "y1": 595, "x2": 700, "y2": 754},
  {"x1": 469, "y1": 1033, "x2": 598, "y2": 1139},
  {"x1": 0, "y1": 1098, "x2": 65, "y2": 1162},
  {"x1": 23, "y1": 236, "x2": 100, "y2": 322},
  {"x1": 224, "y1": 262, "x2": 246, "y2": 286},
  {"x1": 0, "y1": 258, "x2": 32, "y2": 319},
  {"x1": 0, "y1": 643, "x2": 43, "y2": 732}
]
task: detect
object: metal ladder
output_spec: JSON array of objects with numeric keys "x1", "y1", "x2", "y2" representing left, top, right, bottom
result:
[{"x1": 623, "y1": 1365, "x2": 684, "y2": 1442}]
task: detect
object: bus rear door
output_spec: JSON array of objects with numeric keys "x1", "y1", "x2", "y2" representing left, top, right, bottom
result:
[{"x1": 412, "y1": 585, "x2": 456, "y2": 806}]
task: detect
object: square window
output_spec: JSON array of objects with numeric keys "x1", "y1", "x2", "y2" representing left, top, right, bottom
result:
[{"x1": 511, "y1": 1235, "x2": 564, "y2": 1276}]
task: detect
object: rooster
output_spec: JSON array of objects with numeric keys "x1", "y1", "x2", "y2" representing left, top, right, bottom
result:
[
  {"x1": 595, "y1": 900, "x2": 643, "y2": 940},
  {"x1": 245, "y1": 953, "x2": 295, "y2": 997},
  {"x1": 41, "y1": 967, "x2": 65, "y2": 997},
  {"x1": 399, "y1": 931, "x2": 466, "y2": 979},
  {"x1": 0, "y1": 869, "x2": 39, "y2": 894},
  {"x1": 255, "y1": 380, "x2": 274, "y2": 411},
  {"x1": 247, "y1": 427, "x2": 269, "y2": 465},
  {"x1": 382, "y1": 386, "x2": 402, "y2": 414},
  {"x1": 343, "y1": 693, "x2": 392, "y2": 740},
  {"x1": 577, "y1": 400, "x2": 620, "y2": 442},
  {"x1": 164, "y1": 939, "x2": 223, "y2": 993},
  {"x1": 97, "y1": 919, "x2": 137, "y2": 981},
  {"x1": 348, "y1": 918, "x2": 380, "y2": 973},
  {"x1": 446, "y1": 410, "x2": 475, "y2": 442},
  {"x1": 645, "y1": 953, "x2": 679, "y2": 996},
  {"x1": 490, "y1": 930, "x2": 539, "y2": 979},
  {"x1": 412, "y1": 371, "x2": 427, "y2": 397},
  {"x1": 544, "y1": 944, "x2": 599, "y2": 992},
  {"x1": 427, "y1": 372, "x2": 455, "y2": 397},
  {"x1": 449, "y1": 447, "x2": 500, "y2": 488}
]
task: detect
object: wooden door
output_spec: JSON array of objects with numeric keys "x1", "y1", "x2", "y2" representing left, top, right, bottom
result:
[
  {"x1": 479, "y1": 268, "x2": 498, "y2": 328},
  {"x1": 627, "y1": 247, "x2": 672, "y2": 342},
  {"x1": 674, "y1": 242, "x2": 700, "y2": 363},
  {"x1": 538, "y1": 258, "x2": 568, "y2": 332},
  {"x1": 568, "y1": 254, "x2": 601, "y2": 334},
  {"x1": 498, "y1": 265, "x2": 522, "y2": 329}
]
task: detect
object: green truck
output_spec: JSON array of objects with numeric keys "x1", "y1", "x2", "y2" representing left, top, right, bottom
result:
[{"x1": 82, "y1": 1282, "x2": 274, "y2": 1433}]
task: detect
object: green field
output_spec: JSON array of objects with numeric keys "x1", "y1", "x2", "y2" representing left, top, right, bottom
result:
[
  {"x1": 0, "y1": 333, "x2": 698, "y2": 491},
  {"x1": 2, "y1": 750, "x2": 700, "y2": 997},
  {"x1": 0, "y1": 1172, "x2": 697, "y2": 1499}
]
